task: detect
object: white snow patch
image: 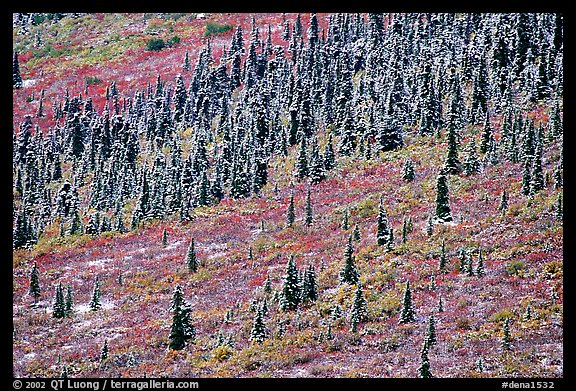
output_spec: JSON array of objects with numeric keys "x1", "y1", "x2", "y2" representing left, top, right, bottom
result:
[
  {"x1": 24, "y1": 352, "x2": 36, "y2": 360},
  {"x1": 88, "y1": 258, "x2": 113, "y2": 268},
  {"x1": 23, "y1": 79, "x2": 37, "y2": 88},
  {"x1": 165, "y1": 240, "x2": 183, "y2": 251},
  {"x1": 208, "y1": 251, "x2": 227, "y2": 260},
  {"x1": 76, "y1": 304, "x2": 91, "y2": 314}
]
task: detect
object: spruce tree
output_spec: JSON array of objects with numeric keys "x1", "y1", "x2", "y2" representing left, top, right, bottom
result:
[
  {"x1": 462, "y1": 137, "x2": 481, "y2": 176},
  {"x1": 476, "y1": 248, "x2": 485, "y2": 276},
  {"x1": 341, "y1": 208, "x2": 349, "y2": 230},
  {"x1": 399, "y1": 281, "x2": 416, "y2": 323},
  {"x1": 100, "y1": 340, "x2": 109, "y2": 362},
  {"x1": 323, "y1": 134, "x2": 336, "y2": 171},
  {"x1": 499, "y1": 189, "x2": 508, "y2": 212},
  {"x1": 263, "y1": 272, "x2": 272, "y2": 294},
  {"x1": 417, "y1": 339, "x2": 433, "y2": 378},
  {"x1": 280, "y1": 255, "x2": 300, "y2": 311},
  {"x1": 64, "y1": 284, "x2": 74, "y2": 316},
  {"x1": 402, "y1": 158, "x2": 415, "y2": 182},
  {"x1": 435, "y1": 171, "x2": 452, "y2": 222},
  {"x1": 29, "y1": 261, "x2": 41, "y2": 304},
  {"x1": 301, "y1": 264, "x2": 318, "y2": 304},
  {"x1": 340, "y1": 234, "x2": 359, "y2": 285},
  {"x1": 350, "y1": 282, "x2": 368, "y2": 332},
  {"x1": 426, "y1": 215, "x2": 434, "y2": 236},
  {"x1": 186, "y1": 238, "x2": 198, "y2": 273},
  {"x1": 309, "y1": 137, "x2": 326, "y2": 184},
  {"x1": 402, "y1": 217, "x2": 408, "y2": 244},
  {"x1": 353, "y1": 223, "x2": 361, "y2": 241},
  {"x1": 89, "y1": 277, "x2": 102, "y2": 311},
  {"x1": 554, "y1": 193, "x2": 562, "y2": 220},
  {"x1": 295, "y1": 136, "x2": 309, "y2": 180},
  {"x1": 438, "y1": 239, "x2": 447, "y2": 272},
  {"x1": 161, "y1": 227, "x2": 168, "y2": 246},
  {"x1": 377, "y1": 196, "x2": 391, "y2": 245},
  {"x1": 305, "y1": 187, "x2": 313, "y2": 227},
  {"x1": 523, "y1": 305, "x2": 533, "y2": 321},
  {"x1": 425, "y1": 314, "x2": 437, "y2": 346},
  {"x1": 250, "y1": 304, "x2": 267, "y2": 343},
  {"x1": 553, "y1": 163, "x2": 562, "y2": 189},
  {"x1": 480, "y1": 112, "x2": 493, "y2": 154},
  {"x1": 52, "y1": 283, "x2": 66, "y2": 319},
  {"x1": 13, "y1": 51, "x2": 23, "y2": 89},
  {"x1": 286, "y1": 189, "x2": 295, "y2": 228},
  {"x1": 443, "y1": 123, "x2": 461, "y2": 174},
  {"x1": 437, "y1": 296, "x2": 444, "y2": 313},
  {"x1": 169, "y1": 284, "x2": 195, "y2": 350}
]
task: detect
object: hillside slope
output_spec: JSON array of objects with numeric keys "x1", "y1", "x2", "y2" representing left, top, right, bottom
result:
[{"x1": 13, "y1": 13, "x2": 562, "y2": 378}]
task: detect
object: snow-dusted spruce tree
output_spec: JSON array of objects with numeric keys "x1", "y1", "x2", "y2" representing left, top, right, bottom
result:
[
  {"x1": 250, "y1": 303, "x2": 267, "y2": 343},
  {"x1": 64, "y1": 284, "x2": 74, "y2": 316},
  {"x1": 399, "y1": 281, "x2": 416, "y2": 323},
  {"x1": 286, "y1": 189, "x2": 295, "y2": 228},
  {"x1": 377, "y1": 196, "x2": 391, "y2": 245},
  {"x1": 340, "y1": 234, "x2": 359, "y2": 285},
  {"x1": 186, "y1": 238, "x2": 198, "y2": 273},
  {"x1": 280, "y1": 255, "x2": 300, "y2": 311},
  {"x1": 13, "y1": 51, "x2": 22, "y2": 89},
  {"x1": 169, "y1": 284, "x2": 195, "y2": 350},
  {"x1": 350, "y1": 282, "x2": 368, "y2": 332},
  {"x1": 29, "y1": 261, "x2": 41, "y2": 304},
  {"x1": 402, "y1": 158, "x2": 415, "y2": 182},
  {"x1": 304, "y1": 187, "x2": 313, "y2": 227},
  {"x1": 417, "y1": 338, "x2": 433, "y2": 378},
  {"x1": 89, "y1": 277, "x2": 102, "y2": 311},
  {"x1": 435, "y1": 171, "x2": 452, "y2": 222},
  {"x1": 52, "y1": 283, "x2": 66, "y2": 319},
  {"x1": 301, "y1": 264, "x2": 318, "y2": 304},
  {"x1": 438, "y1": 239, "x2": 447, "y2": 272}
]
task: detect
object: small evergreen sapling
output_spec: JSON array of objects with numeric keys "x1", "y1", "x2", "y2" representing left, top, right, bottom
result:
[
  {"x1": 52, "y1": 283, "x2": 66, "y2": 319},
  {"x1": 29, "y1": 261, "x2": 41, "y2": 304},
  {"x1": 353, "y1": 223, "x2": 361, "y2": 241},
  {"x1": 341, "y1": 208, "x2": 350, "y2": 230},
  {"x1": 425, "y1": 314, "x2": 437, "y2": 346},
  {"x1": 438, "y1": 239, "x2": 447, "y2": 272},
  {"x1": 100, "y1": 340, "x2": 109, "y2": 362},
  {"x1": 162, "y1": 228, "x2": 168, "y2": 246},
  {"x1": 250, "y1": 304, "x2": 267, "y2": 343},
  {"x1": 417, "y1": 339, "x2": 433, "y2": 378},
  {"x1": 402, "y1": 158, "x2": 415, "y2": 182},
  {"x1": 186, "y1": 238, "x2": 198, "y2": 273},
  {"x1": 286, "y1": 190, "x2": 295, "y2": 228},
  {"x1": 350, "y1": 282, "x2": 368, "y2": 332},
  {"x1": 399, "y1": 281, "x2": 416, "y2": 323},
  {"x1": 89, "y1": 277, "x2": 102, "y2": 311},
  {"x1": 377, "y1": 197, "x2": 391, "y2": 245},
  {"x1": 499, "y1": 189, "x2": 508, "y2": 212},
  {"x1": 340, "y1": 234, "x2": 359, "y2": 285},
  {"x1": 305, "y1": 187, "x2": 313, "y2": 227},
  {"x1": 65, "y1": 284, "x2": 74, "y2": 316},
  {"x1": 435, "y1": 171, "x2": 452, "y2": 222},
  {"x1": 476, "y1": 249, "x2": 485, "y2": 276},
  {"x1": 280, "y1": 255, "x2": 300, "y2": 311}
]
